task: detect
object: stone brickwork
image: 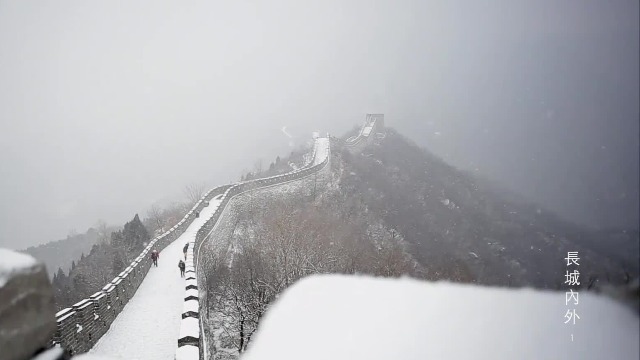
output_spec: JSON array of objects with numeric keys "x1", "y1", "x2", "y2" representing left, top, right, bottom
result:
[
  {"x1": 9, "y1": 133, "x2": 337, "y2": 359},
  {"x1": 51, "y1": 184, "x2": 229, "y2": 356},
  {"x1": 176, "y1": 137, "x2": 332, "y2": 360},
  {"x1": 344, "y1": 114, "x2": 384, "y2": 154}
]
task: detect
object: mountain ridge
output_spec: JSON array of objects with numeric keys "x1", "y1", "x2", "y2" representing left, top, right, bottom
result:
[{"x1": 337, "y1": 126, "x2": 637, "y2": 287}]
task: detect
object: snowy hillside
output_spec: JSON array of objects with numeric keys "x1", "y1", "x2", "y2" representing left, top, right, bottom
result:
[
  {"x1": 243, "y1": 275, "x2": 639, "y2": 360},
  {"x1": 339, "y1": 128, "x2": 637, "y2": 287}
]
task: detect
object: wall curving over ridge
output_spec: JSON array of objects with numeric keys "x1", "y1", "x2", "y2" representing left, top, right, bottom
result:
[
  {"x1": 344, "y1": 113, "x2": 385, "y2": 154},
  {"x1": 175, "y1": 136, "x2": 332, "y2": 360},
  {"x1": 4, "y1": 118, "x2": 379, "y2": 360},
  {"x1": 52, "y1": 134, "x2": 333, "y2": 359}
]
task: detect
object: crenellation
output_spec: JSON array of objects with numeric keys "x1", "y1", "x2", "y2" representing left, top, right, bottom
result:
[
  {"x1": 177, "y1": 136, "x2": 331, "y2": 359},
  {"x1": 71, "y1": 299, "x2": 93, "y2": 352},
  {"x1": 21, "y1": 136, "x2": 334, "y2": 359},
  {"x1": 55, "y1": 308, "x2": 78, "y2": 355},
  {"x1": 90, "y1": 291, "x2": 109, "y2": 339}
]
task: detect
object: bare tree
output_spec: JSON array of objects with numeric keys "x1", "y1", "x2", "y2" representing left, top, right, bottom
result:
[
  {"x1": 253, "y1": 159, "x2": 263, "y2": 176},
  {"x1": 95, "y1": 220, "x2": 110, "y2": 245},
  {"x1": 146, "y1": 203, "x2": 165, "y2": 235},
  {"x1": 165, "y1": 201, "x2": 186, "y2": 226},
  {"x1": 201, "y1": 183, "x2": 422, "y2": 354},
  {"x1": 184, "y1": 182, "x2": 207, "y2": 205}
]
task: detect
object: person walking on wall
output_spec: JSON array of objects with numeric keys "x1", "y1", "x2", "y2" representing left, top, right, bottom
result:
[
  {"x1": 178, "y1": 259, "x2": 186, "y2": 278},
  {"x1": 183, "y1": 243, "x2": 189, "y2": 260},
  {"x1": 151, "y1": 249, "x2": 159, "y2": 267}
]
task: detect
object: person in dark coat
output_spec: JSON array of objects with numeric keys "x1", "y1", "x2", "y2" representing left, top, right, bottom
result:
[
  {"x1": 150, "y1": 250, "x2": 159, "y2": 267},
  {"x1": 178, "y1": 260, "x2": 186, "y2": 277},
  {"x1": 183, "y1": 243, "x2": 189, "y2": 260}
]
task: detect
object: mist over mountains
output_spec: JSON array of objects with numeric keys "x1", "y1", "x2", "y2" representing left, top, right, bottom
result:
[
  {"x1": 1, "y1": 0, "x2": 637, "y2": 250},
  {"x1": 338, "y1": 128, "x2": 637, "y2": 287}
]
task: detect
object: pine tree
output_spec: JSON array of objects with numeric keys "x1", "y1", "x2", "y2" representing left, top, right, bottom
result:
[
  {"x1": 52, "y1": 267, "x2": 69, "y2": 310},
  {"x1": 56, "y1": 267, "x2": 66, "y2": 282},
  {"x1": 111, "y1": 230, "x2": 124, "y2": 248},
  {"x1": 72, "y1": 273, "x2": 90, "y2": 299},
  {"x1": 112, "y1": 252, "x2": 125, "y2": 276},
  {"x1": 122, "y1": 214, "x2": 150, "y2": 250}
]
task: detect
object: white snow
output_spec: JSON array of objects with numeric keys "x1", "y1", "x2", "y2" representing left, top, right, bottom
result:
[
  {"x1": 72, "y1": 355, "x2": 120, "y2": 360},
  {"x1": 0, "y1": 248, "x2": 38, "y2": 287},
  {"x1": 183, "y1": 299, "x2": 199, "y2": 314},
  {"x1": 313, "y1": 137, "x2": 330, "y2": 166},
  {"x1": 56, "y1": 309, "x2": 75, "y2": 322},
  {"x1": 243, "y1": 275, "x2": 639, "y2": 360},
  {"x1": 185, "y1": 289, "x2": 199, "y2": 299},
  {"x1": 74, "y1": 299, "x2": 92, "y2": 309},
  {"x1": 178, "y1": 317, "x2": 200, "y2": 339},
  {"x1": 90, "y1": 198, "x2": 222, "y2": 360},
  {"x1": 175, "y1": 345, "x2": 199, "y2": 360},
  {"x1": 32, "y1": 347, "x2": 63, "y2": 360},
  {"x1": 185, "y1": 279, "x2": 197, "y2": 288}
]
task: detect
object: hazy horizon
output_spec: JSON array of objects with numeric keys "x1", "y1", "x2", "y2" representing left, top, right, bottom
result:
[{"x1": 1, "y1": 0, "x2": 638, "y2": 249}]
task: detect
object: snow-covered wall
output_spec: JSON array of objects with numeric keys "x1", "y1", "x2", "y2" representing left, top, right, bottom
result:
[
  {"x1": 177, "y1": 137, "x2": 332, "y2": 360},
  {"x1": 8, "y1": 135, "x2": 333, "y2": 360},
  {"x1": 344, "y1": 114, "x2": 384, "y2": 154},
  {"x1": 51, "y1": 184, "x2": 232, "y2": 356}
]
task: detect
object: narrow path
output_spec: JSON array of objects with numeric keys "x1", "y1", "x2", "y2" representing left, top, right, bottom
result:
[
  {"x1": 90, "y1": 197, "x2": 222, "y2": 360},
  {"x1": 313, "y1": 137, "x2": 330, "y2": 166}
]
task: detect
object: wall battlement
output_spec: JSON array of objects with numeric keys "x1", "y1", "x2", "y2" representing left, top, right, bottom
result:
[
  {"x1": 49, "y1": 185, "x2": 228, "y2": 356},
  {"x1": 178, "y1": 136, "x2": 332, "y2": 360},
  {"x1": 344, "y1": 114, "x2": 385, "y2": 153},
  {"x1": 0, "y1": 127, "x2": 355, "y2": 360}
]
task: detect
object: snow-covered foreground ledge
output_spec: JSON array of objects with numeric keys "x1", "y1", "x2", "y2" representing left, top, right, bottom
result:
[
  {"x1": 243, "y1": 275, "x2": 639, "y2": 360},
  {"x1": 0, "y1": 248, "x2": 38, "y2": 287},
  {"x1": 1, "y1": 249, "x2": 56, "y2": 360}
]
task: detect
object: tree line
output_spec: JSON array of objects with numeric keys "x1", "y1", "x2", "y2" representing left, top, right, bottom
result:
[
  {"x1": 51, "y1": 214, "x2": 151, "y2": 311},
  {"x1": 201, "y1": 163, "x2": 419, "y2": 357}
]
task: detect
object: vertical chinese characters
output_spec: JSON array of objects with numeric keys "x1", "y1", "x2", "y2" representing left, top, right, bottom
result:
[{"x1": 564, "y1": 252, "x2": 580, "y2": 331}]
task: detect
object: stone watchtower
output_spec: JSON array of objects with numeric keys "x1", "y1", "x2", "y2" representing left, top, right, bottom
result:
[{"x1": 366, "y1": 114, "x2": 385, "y2": 129}]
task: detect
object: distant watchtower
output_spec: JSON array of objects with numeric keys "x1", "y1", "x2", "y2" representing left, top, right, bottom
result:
[
  {"x1": 366, "y1": 114, "x2": 385, "y2": 129},
  {"x1": 344, "y1": 114, "x2": 385, "y2": 154}
]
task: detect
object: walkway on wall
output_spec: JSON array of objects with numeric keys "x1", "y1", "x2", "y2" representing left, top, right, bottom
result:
[
  {"x1": 313, "y1": 137, "x2": 330, "y2": 166},
  {"x1": 90, "y1": 196, "x2": 223, "y2": 360}
]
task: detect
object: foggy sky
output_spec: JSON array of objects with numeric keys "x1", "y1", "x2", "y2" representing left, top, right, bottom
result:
[{"x1": 1, "y1": 1, "x2": 638, "y2": 249}]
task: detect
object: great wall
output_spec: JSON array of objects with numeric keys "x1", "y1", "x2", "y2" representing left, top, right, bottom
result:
[{"x1": 0, "y1": 115, "x2": 384, "y2": 360}]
